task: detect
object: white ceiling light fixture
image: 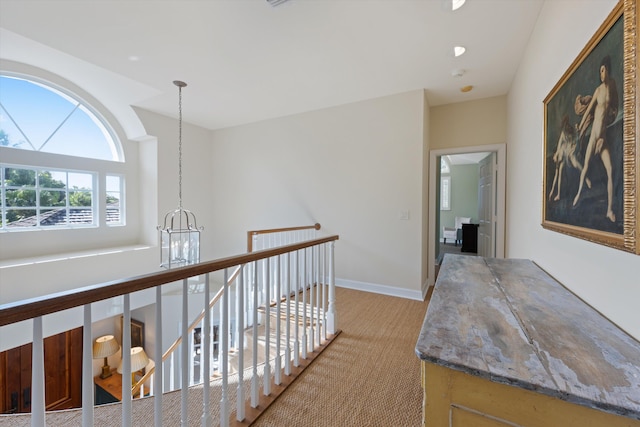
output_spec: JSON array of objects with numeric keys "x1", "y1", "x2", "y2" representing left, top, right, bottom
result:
[
  {"x1": 451, "y1": 69, "x2": 465, "y2": 78},
  {"x1": 454, "y1": 46, "x2": 466, "y2": 57},
  {"x1": 158, "y1": 80, "x2": 204, "y2": 269},
  {"x1": 452, "y1": 0, "x2": 466, "y2": 11}
]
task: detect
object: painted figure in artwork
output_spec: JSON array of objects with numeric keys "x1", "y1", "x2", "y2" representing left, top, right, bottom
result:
[
  {"x1": 548, "y1": 114, "x2": 590, "y2": 201},
  {"x1": 572, "y1": 55, "x2": 619, "y2": 222}
]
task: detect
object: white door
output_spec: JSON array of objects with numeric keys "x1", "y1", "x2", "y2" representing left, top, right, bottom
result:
[{"x1": 477, "y1": 153, "x2": 495, "y2": 257}]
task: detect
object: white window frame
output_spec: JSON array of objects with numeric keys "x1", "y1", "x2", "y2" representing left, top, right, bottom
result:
[
  {"x1": 0, "y1": 71, "x2": 127, "y2": 233},
  {"x1": 1, "y1": 164, "x2": 98, "y2": 230}
]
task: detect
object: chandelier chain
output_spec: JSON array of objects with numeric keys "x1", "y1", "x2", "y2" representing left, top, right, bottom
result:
[{"x1": 177, "y1": 83, "x2": 183, "y2": 210}]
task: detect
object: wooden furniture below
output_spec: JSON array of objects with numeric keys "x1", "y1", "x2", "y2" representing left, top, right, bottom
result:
[
  {"x1": 416, "y1": 255, "x2": 640, "y2": 427},
  {"x1": 94, "y1": 369, "x2": 122, "y2": 405}
]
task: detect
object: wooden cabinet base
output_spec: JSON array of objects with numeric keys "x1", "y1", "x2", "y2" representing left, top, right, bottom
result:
[{"x1": 422, "y1": 362, "x2": 640, "y2": 427}]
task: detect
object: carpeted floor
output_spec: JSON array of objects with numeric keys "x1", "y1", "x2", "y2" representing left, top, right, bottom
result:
[
  {"x1": 1, "y1": 287, "x2": 430, "y2": 427},
  {"x1": 253, "y1": 287, "x2": 430, "y2": 427}
]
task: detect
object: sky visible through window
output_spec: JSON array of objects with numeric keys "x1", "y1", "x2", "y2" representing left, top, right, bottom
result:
[{"x1": 0, "y1": 75, "x2": 118, "y2": 165}]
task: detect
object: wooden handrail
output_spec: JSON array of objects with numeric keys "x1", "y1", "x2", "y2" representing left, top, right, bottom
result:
[
  {"x1": 247, "y1": 223, "x2": 321, "y2": 252},
  {"x1": 0, "y1": 235, "x2": 339, "y2": 327}
]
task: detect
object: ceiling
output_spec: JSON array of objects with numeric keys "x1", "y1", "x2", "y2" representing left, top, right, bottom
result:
[{"x1": 0, "y1": 0, "x2": 544, "y2": 132}]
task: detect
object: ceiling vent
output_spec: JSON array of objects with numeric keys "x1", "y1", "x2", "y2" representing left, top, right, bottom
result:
[{"x1": 267, "y1": 0, "x2": 290, "y2": 6}]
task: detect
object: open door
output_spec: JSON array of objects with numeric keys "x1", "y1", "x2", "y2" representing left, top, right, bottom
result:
[
  {"x1": 477, "y1": 152, "x2": 496, "y2": 257},
  {"x1": 428, "y1": 144, "x2": 505, "y2": 288}
]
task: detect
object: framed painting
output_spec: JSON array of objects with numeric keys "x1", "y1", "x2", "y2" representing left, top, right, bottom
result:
[
  {"x1": 120, "y1": 316, "x2": 145, "y2": 349},
  {"x1": 543, "y1": 0, "x2": 639, "y2": 254}
]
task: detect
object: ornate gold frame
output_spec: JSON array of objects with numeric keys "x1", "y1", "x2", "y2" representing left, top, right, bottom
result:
[{"x1": 542, "y1": 0, "x2": 638, "y2": 254}]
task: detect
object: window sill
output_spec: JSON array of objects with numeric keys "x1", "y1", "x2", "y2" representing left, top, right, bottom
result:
[{"x1": 0, "y1": 244, "x2": 152, "y2": 269}]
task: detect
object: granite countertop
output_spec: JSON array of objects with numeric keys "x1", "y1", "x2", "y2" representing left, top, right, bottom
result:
[{"x1": 415, "y1": 255, "x2": 640, "y2": 420}]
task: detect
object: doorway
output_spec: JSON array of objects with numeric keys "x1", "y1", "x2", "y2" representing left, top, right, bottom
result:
[{"x1": 428, "y1": 144, "x2": 506, "y2": 288}]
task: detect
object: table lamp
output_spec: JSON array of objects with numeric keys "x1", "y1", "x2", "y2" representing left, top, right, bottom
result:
[
  {"x1": 118, "y1": 346, "x2": 150, "y2": 387},
  {"x1": 93, "y1": 335, "x2": 120, "y2": 379}
]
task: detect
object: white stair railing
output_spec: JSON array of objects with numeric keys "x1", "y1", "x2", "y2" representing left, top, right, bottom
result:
[{"x1": 0, "y1": 232, "x2": 338, "y2": 427}]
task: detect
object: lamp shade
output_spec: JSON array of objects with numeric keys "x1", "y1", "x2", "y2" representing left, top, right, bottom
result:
[
  {"x1": 93, "y1": 335, "x2": 120, "y2": 359},
  {"x1": 117, "y1": 346, "x2": 150, "y2": 373}
]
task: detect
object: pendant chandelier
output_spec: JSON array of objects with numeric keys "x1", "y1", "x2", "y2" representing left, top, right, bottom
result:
[{"x1": 158, "y1": 80, "x2": 203, "y2": 269}]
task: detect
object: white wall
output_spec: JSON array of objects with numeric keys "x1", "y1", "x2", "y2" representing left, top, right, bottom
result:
[
  {"x1": 507, "y1": 0, "x2": 640, "y2": 340},
  {"x1": 210, "y1": 90, "x2": 426, "y2": 298}
]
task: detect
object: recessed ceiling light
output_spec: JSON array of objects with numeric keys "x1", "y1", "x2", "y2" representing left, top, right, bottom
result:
[
  {"x1": 454, "y1": 46, "x2": 466, "y2": 57},
  {"x1": 460, "y1": 85, "x2": 473, "y2": 93},
  {"x1": 452, "y1": 0, "x2": 466, "y2": 11},
  {"x1": 451, "y1": 69, "x2": 465, "y2": 78},
  {"x1": 128, "y1": 55, "x2": 140, "y2": 62}
]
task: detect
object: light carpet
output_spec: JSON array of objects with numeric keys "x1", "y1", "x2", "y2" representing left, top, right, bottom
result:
[{"x1": 253, "y1": 287, "x2": 430, "y2": 427}]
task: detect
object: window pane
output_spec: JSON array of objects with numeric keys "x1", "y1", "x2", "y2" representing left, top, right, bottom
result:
[
  {"x1": 0, "y1": 75, "x2": 121, "y2": 161},
  {"x1": 106, "y1": 175, "x2": 120, "y2": 192},
  {"x1": 43, "y1": 108, "x2": 115, "y2": 160},
  {"x1": 69, "y1": 207, "x2": 93, "y2": 224},
  {"x1": 0, "y1": 106, "x2": 29, "y2": 149},
  {"x1": 6, "y1": 208, "x2": 36, "y2": 226},
  {"x1": 70, "y1": 190, "x2": 92, "y2": 207},
  {"x1": 5, "y1": 168, "x2": 36, "y2": 186},
  {"x1": 106, "y1": 175, "x2": 122, "y2": 225},
  {"x1": 40, "y1": 208, "x2": 66, "y2": 226},
  {"x1": 68, "y1": 172, "x2": 92, "y2": 191},
  {"x1": 39, "y1": 170, "x2": 67, "y2": 189},
  {"x1": 441, "y1": 176, "x2": 451, "y2": 211},
  {"x1": 5, "y1": 189, "x2": 36, "y2": 207},
  {"x1": 39, "y1": 190, "x2": 66, "y2": 207}
]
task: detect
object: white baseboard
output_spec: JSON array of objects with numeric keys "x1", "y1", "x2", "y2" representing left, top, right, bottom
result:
[{"x1": 335, "y1": 277, "x2": 424, "y2": 301}]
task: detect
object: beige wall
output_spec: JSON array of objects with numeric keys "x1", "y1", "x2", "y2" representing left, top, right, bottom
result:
[
  {"x1": 507, "y1": 0, "x2": 640, "y2": 340},
  {"x1": 421, "y1": 91, "x2": 431, "y2": 289},
  {"x1": 210, "y1": 90, "x2": 426, "y2": 298},
  {"x1": 429, "y1": 96, "x2": 507, "y2": 150}
]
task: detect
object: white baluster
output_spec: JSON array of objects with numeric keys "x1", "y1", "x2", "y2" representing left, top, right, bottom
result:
[
  {"x1": 169, "y1": 352, "x2": 175, "y2": 391},
  {"x1": 189, "y1": 325, "x2": 194, "y2": 386},
  {"x1": 181, "y1": 279, "x2": 189, "y2": 427},
  {"x1": 220, "y1": 269, "x2": 229, "y2": 427},
  {"x1": 31, "y1": 316, "x2": 45, "y2": 427},
  {"x1": 316, "y1": 244, "x2": 321, "y2": 346},
  {"x1": 293, "y1": 250, "x2": 300, "y2": 367},
  {"x1": 122, "y1": 294, "x2": 132, "y2": 426},
  {"x1": 236, "y1": 265, "x2": 246, "y2": 422},
  {"x1": 202, "y1": 274, "x2": 212, "y2": 427},
  {"x1": 155, "y1": 285, "x2": 163, "y2": 426},
  {"x1": 198, "y1": 318, "x2": 204, "y2": 385},
  {"x1": 301, "y1": 248, "x2": 308, "y2": 359},
  {"x1": 284, "y1": 253, "x2": 292, "y2": 376},
  {"x1": 309, "y1": 246, "x2": 315, "y2": 351},
  {"x1": 82, "y1": 304, "x2": 94, "y2": 426},
  {"x1": 263, "y1": 259, "x2": 271, "y2": 396},
  {"x1": 327, "y1": 242, "x2": 337, "y2": 335},
  {"x1": 275, "y1": 255, "x2": 282, "y2": 385},
  {"x1": 322, "y1": 243, "x2": 327, "y2": 342},
  {"x1": 251, "y1": 261, "x2": 259, "y2": 407}
]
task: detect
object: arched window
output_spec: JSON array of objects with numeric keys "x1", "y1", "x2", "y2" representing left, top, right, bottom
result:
[{"x1": 0, "y1": 74, "x2": 125, "y2": 230}]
